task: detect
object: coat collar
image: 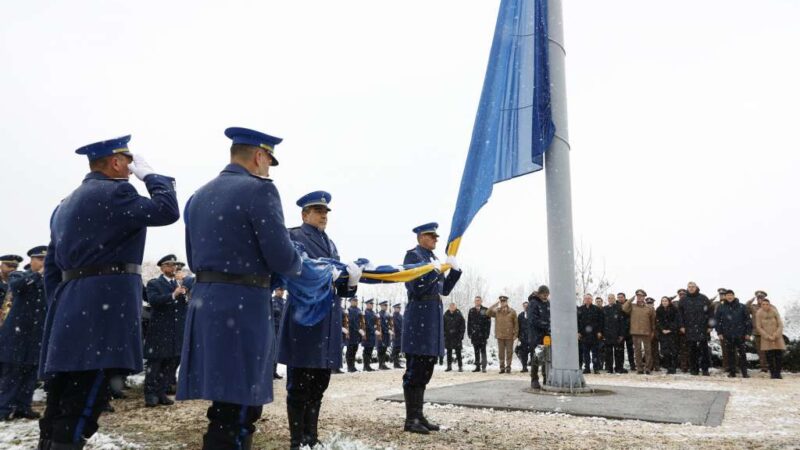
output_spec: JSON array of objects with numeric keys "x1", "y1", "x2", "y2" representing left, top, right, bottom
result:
[
  {"x1": 300, "y1": 223, "x2": 331, "y2": 256},
  {"x1": 221, "y1": 163, "x2": 250, "y2": 176},
  {"x1": 83, "y1": 171, "x2": 128, "y2": 182}
]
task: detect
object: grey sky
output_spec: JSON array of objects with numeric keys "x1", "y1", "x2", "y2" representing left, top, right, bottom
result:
[{"x1": 2, "y1": 1, "x2": 798, "y2": 308}]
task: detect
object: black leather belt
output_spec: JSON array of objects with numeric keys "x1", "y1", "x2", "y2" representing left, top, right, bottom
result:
[
  {"x1": 62, "y1": 263, "x2": 142, "y2": 282},
  {"x1": 411, "y1": 294, "x2": 440, "y2": 302},
  {"x1": 196, "y1": 271, "x2": 271, "y2": 289}
]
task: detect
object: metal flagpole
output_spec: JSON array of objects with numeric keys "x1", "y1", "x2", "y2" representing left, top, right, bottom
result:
[{"x1": 543, "y1": 0, "x2": 588, "y2": 391}]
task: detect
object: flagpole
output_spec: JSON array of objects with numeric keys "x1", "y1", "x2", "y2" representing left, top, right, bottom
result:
[{"x1": 543, "y1": 0, "x2": 588, "y2": 391}]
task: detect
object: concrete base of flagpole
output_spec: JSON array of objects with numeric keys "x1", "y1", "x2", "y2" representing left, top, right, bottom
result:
[{"x1": 542, "y1": 369, "x2": 595, "y2": 394}]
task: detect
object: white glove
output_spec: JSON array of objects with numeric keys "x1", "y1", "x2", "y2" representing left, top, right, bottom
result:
[
  {"x1": 431, "y1": 260, "x2": 442, "y2": 272},
  {"x1": 129, "y1": 154, "x2": 155, "y2": 181},
  {"x1": 331, "y1": 267, "x2": 342, "y2": 282},
  {"x1": 346, "y1": 261, "x2": 362, "y2": 287},
  {"x1": 342, "y1": 327, "x2": 349, "y2": 335},
  {"x1": 446, "y1": 255, "x2": 460, "y2": 271},
  {"x1": 358, "y1": 329, "x2": 366, "y2": 337}
]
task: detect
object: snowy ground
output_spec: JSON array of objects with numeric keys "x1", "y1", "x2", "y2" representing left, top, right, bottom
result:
[{"x1": 3, "y1": 363, "x2": 797, "y2": 449}]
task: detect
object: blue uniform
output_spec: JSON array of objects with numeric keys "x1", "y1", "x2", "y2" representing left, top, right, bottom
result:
[
  {"x1": 40, "y1": 171, "x2": 179, "y2": 376},
  {"x1": 392, "y1": 311, "x2": 403, "y2": 349},
  {"x1": 346, "y1": 306, "x2": 364, "y2": 346},
  {"x1": 277, "y1": 223, "x2": 354, "y2": 369},
  {"x1": 145, "y1": 275, "x2": 188, "y2": 359},
  {"x1": 272, "y1": 295, "x2": 285, "y2": 335},
  {"x1": 378, "y1": 310, "x2": 391, "y2": 349},
  {"x1": 178, "y1": 163, "x2": 302, "y2": 406},
  {"x1": 362, "y1": 309, "x2": 378, "y2": 348}
]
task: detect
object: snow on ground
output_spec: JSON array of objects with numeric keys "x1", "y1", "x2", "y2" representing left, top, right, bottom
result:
[{"x1": 0, "y1": 419, "x2": 142, "y2": 450}]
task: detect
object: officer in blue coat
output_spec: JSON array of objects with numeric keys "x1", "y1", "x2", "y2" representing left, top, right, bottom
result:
[
  {"x1": 401, "y1": 222, "x2": 461, "y2": 434},
  {"x1": 362, "y1": 299, "x2": 379, "y2": 372},
  {"x1": 177, "y1": 127, "x2": 302, "y2": 450},
  {"x1": 391, "y1": 303, "x2": 404, "y2": 368},
  {"x1": 0, "y1": 247, "x2": 47, "y2": 420},
  {"x1": 38, "y1": 135, "x2": 179, "y2": 449},
  {"x1": 0, "y1": 254, "x2": 24, "y2": 321},
  {"x1": 271, "y1": 286, "x2": 286, "y2": 380},
  {"x1": 345, "y1": 297, "x2": 365, "y2": 372},
  {"x1": 277, "y1": 190, "x2": 360, "y2": 449},
  {"x1": 143, "y1": 254, "x2": 187, "y2": 407},
  {"x1": 377, "y1": 300, "x2": 393, "y2": 370}
]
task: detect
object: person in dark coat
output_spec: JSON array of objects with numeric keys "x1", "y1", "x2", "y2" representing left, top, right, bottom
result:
[
  {"x1": 516, "y1": 301, "x2": 531, "y2": 373},
  {"x1": 616, "y1": 292, "x2": 636, "y2": 371},
  {"x1": 38, "y1": 136, "x2": 179, "y2": 448},
  {"x1": 714, "y1": 289, "x2": 753, "y2": 378},
  {"x1": 0, "y1": 255, "x2": 24, "y2": 323},
  {"x1": 443, "y1": 302, "x2": 466, "y2": 372},
  {"x1": 527, "y1": 286, "x2": 551, "y2": 390},
  {"x1": 400, "y1": 222, "x2": 461, "y2": 434},
  {"x1": 271, "y1": 286, "x2": 286, "y2": 379},
  {"x1": 656, "y1": 296, "x2": 681, "y2": 374},
  {"x1": 0, "y1": 247, "x2": 47, "y2": 420},
  {"x1": 602, "y1": 293, "x2": 626, "y2": 374},
  {"x1": 577, "y1": 294, "x2": 604, "y2": 374},
  {"x1": 391, "y1": 303, "x2": 404, "y2": 368},
  {"x1": 467, "y1": 296, "x2": 490, "y2": 372},
  {"x1": 177, "y1": 128, "x2": 301, "y2": 450},
  {"x1": 377, "y1": 301, "x2": 394, "y2": 370},
  {"x1": 678, "y1": 281, "x2": 713, "y2": 376},
  {"x1": 345, "y1": 297, "x2": 365, "y2": 372},
  {"x1": 674, "y1": 288, "x2": 690, "y2": 372},
  {"x1": 143, "y1": 254, "x2": 187, "y2": 407},
  {"x1": 362, "y1": 299, "x2": 379, "y2": 372},
  {"x1": 277, "y1": 190, "x2": 360, "y2": 449}
]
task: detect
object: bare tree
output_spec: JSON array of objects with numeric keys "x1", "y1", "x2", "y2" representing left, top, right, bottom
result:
[
  {"x1": 574, "y1": 239, "x2": 612, "y2": 302},
  {"x1": 445, "y1": 265, "x2": 489, "y2": 313}
]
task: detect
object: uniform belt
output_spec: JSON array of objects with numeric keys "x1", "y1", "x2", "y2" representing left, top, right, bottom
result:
[
  {"x1": 411, "y1": 294, "x2": 440, "y2": 302},
  {"x1": 62, "y1": 263, "x2": 142, "y2": 282},
  {"x1": 195, "y1": 271, "x2": 271, "y2": 289}
]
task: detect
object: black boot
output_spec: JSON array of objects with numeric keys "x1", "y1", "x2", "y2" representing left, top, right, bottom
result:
[
  {"x1": 403, "y1": 387, "x2": 429, "y2": 434},
  {"x1": 364, "y1": 355, "x2": 374, "y2": 372},
  {"x1": 416, "y1": 387, "x2": 439, "y2": 431},
  {"x1": 379, "y1": 352, "x2": 390, "y2": 370},
  {"x1": 37, "y1": 439, "x2": 51, "y2": 450},
  {"x1": 287, "y1": 401, "x2": 305, "y2": 450},
  {"x1": 303, "y1": 401, "x2": 321, "y2": 448},
  {"x1": 445, "y1": 361, "x2": 452, "y2": 372},
  {"x1": 50, "y1": 442, "x2": 86, "y2": 450}
]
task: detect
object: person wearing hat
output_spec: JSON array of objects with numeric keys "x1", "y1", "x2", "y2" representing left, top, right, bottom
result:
[
  {"x1": 176, "y1": 127, "x2": 302, "y2": 450},
  {"x1": 377, "y1": 300, "x2": 394, "y2": 370},
  {"x1": 345, "y1": 297, "x2": 366, "y2": 373},
  {"x1": 746, "y1": 290, "x2": 769, "y2": 372},
  {"x1": 38, "y1": 135, "x2": 179, "y2": 449},
  {"x1": 0, "y1": 247, "x2": 47, "y2": 420},
  {"x1": 276, "y1": 190, "x2": 361, "y2": 449},
  {"x1": 142, "y1": 254, "x2": 187, "y2": 407},
  {"x1": 400, "y1": 222, "x2": 462, "y2": 434},
  {"x1": 711, "y1": 287, "x2": 731, "y2": 370},
  {"x1": 0, "y1": 254, "x2": 24, "y2": 323},
  {"x1": 488, "y1": 295, "x2": 518, "y2": 374},
  {"x1": 361, "y1": 299, "x2": 380, "y2": 372},
  {"x1": 621, "y1": 289, "x2": 656, "y2": 374},
  {"x1": 602, "y1": 293, "x2": 626, "y2": 374},
  {"x1": 391, "y1": 303, "x2": 404, "y2": 369}
]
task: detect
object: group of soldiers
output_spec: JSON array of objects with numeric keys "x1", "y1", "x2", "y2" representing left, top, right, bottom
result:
[{"x1": 1, "y1": 127, "x2": 462, "y2": 450}]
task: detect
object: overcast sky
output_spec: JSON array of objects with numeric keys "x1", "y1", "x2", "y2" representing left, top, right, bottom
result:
[{"x1": 2, "y1": 0, "x2": 798, "y2": 309}]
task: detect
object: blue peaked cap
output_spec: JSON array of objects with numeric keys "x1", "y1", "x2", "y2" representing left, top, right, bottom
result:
[
  {"x1": 224, "y1": 127, "x2": 282, "y2": 166},
  {"x1": 0, "y1": 254, "x2": 23, "y2": 264},
  {"x1": 27, "y1": 246, "x2": 48, "y2": 258},
  {"x1": 412, "y1": 222, "x2": 439, "y2": 236},
  {"x1": 297, "y1": 191, "x2": 331, "y2": 211},
  {"x1": 393, "y1": 303, "x2": 402, "y2": 308},
  {"x1": 75, "y1": 135, "x2": 132, "y2": 161}
]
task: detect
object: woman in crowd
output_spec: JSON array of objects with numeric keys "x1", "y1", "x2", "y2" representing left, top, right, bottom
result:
[{"x1": 755, "y1": 298, "x2": 785, "y2": 379}]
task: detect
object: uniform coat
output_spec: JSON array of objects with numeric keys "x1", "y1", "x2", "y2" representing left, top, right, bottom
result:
[
  {"x1": 391, "y1": 311, "x2": 403, "y2": 349},
  {"x1": 277, "y1": 223, "x2": 354, "y2": 369},
  {"x1": 401, "y1": 245, "x2": 461, "y2": 357},
  {"x1": 0, "y1": 271, "x2": 47, "y2": 365},
  {"x1": 443, "y1": 309, "x2": 466, "y2": 350},
  {"x1": 144, "y1": 275, "x2": 188, "y2": 359},
  {"x1": 755, "y1": 308, "x2": 786, "y2": 351},
  {"x1": 346, "y1": 307, "x2": 365, "y2": 346},
  {"x1": 527, "y1": 294, "x2": 550, "y2": 347},
  {"x1": 488, "y1": 305, "x2": 518, "y2": 340},
  {"x1": 378, "y1": 310, "x2": 392, "y2": 348},
  {"x1": 678, "y1": 291, "x2": 713, "y2": 341},
  {"x1": 41, "y1": 172, "x2": 179, "y2": 376},
  {"x1": 621, "y1": 299, "x2": 656, "y2": 336},
  {"x1": 178, "y1": 163, "x2": 302, "y2": 406},
  {"x1": 467, "y1": 306, "x2": 491, "y2": 344},
  {"x1": 272, "y1": 295, "x2": 285, "y2": 335},
  {"x1": 362, "y1": 309, "x2": 378, "y2": 348}
]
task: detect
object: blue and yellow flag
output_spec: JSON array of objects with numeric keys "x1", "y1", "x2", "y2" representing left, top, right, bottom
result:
[{"x1": 446, "y1": 0, "x2": 555, "y2": 256}]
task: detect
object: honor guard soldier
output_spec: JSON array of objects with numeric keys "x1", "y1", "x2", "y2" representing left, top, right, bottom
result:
[
  {"x1": 177, "y1": 127, "x2": 302, "y2": 450},
  {"x1": 401, "y1": 222, "x2": 461, "y2": 434},
  {"x1": 0, "y1": 247, "x2": 47, "y2": 420},
  {"x1": 362, "y1": 299, "x2": 379, "y2": 372},
  {"x1": 271, "y1": 286, "x2": 286, "y2": 380},
  {"x1": 277, "y1": 190, "x2": 360, "y2": 449},
  {"x1": 38, "y1": 135, "x2": 179, "y2": 449},
  {"x1": 0, "y1": 254, "x2": 24, "y2": 322},
  {"x1": 143, "y1": 254, "x2": 187, "y2": 407},
  {"x1": 377, "y1": 300, "x2": 393, "y2": 370},
  {"x1": 345, "y1": 297, "x2": 366, "y2": 372},
  {"x1": 391, "y1": 303, "x2": 404, "y2": 368}
]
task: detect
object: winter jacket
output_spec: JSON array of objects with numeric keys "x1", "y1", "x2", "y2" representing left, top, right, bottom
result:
[
  {"x1": 517, "y1": 310, "x2": 530, "y2": 346},
  {"x1": 678, "y1": 291, "x2": 713, "y2": 341},
  {"x1": 527, "y1": 294, "x2": 551, "y2": 346},
  {"x1": 755, "y1": 308, "x2": 786, "y2": 351},
  {"x1": 602, "y1": 303, "x2": 625, "y2": 341},
  {"x1": 622, "y1": 299, "x2": 655, "y2": 336},
  {"x1": 577, "y1": 304, "x2": 604, "y2": 341},
  {"x1": 467, "y1": 306, "x2": 491, "y2": 344},
  {"x1": 443, "y1": 309, "x2": 466, "y2": 349},
  {"x1": 714, "y1": 298, "x2": 753, "y2": 339},
  {"x1": 656, "y1": 304, "x2": 680, "y2": 337},
  {"x1": 488, "y1": 304, "x2": 518, "y2": 340}
]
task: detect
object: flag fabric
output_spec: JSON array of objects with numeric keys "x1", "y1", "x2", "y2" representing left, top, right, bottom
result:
[{"x1": 446, "y1": 0, "x2": 554, "y2": 256}]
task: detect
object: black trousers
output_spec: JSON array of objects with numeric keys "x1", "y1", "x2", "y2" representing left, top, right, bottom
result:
[
  {"x1": 286, "y1": 367, "x2": 331, "y2": 406},
  {"x1": 688, "y1": 339, "x2": 710, "y2": 373},
  {"x1": 144, "y1": 357, "x2": 178, "y2": 398},
  {"x1": 658, "y1": 334, "x2": 677, "y2": 371},
  {"x1": 362, "y1": 346, "x2": 374, "y2": 366},
  {"x1": 596, "y1": 341, "x2": 605, "y2": 370},
  {"x1": 516, "y1": 343, "x2": 531, "y2": 369},
  {"x1": 390, "y1": 346, "x2": 401, "y2": 363},
  {"x1": 345, "y1": 344, "x2": 359, "y2": 368},
  {"x1": 0, "y1": 363, "x2": 38, "y2": 415},
  {"x1": 624, "y1": 335, "x2": 635, "y2": 369},
  {"x1": 204, "y1": 401, "x2": 262, "y2": 449},
  {"x1": 723, "y1": 337, "x2": 748, "y2": 375},
  {"x1": 446, "y1": 347, "x2": 462, "y2": 367},
  {"x1": 604, "y1": 338, "x2": 625, "y2": 372},
  {"x1": 377, "y1": 345, "x2": 389, "y2": 364},
  {"x1": 766, "y1": 350, "x2": 783, "y2": 376},
  {"x1": 402, "y1": 354, "x2": 436, "y2": 388},
  {"x1": 471, "y1": 340, "x2": 487, "y2": 368},
  {"x1": 39, "y1": 370, "x2": 115, "y2": 444},
  {"x1": 579, "y1": 338, "x2": 600, "y2": 371}
]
